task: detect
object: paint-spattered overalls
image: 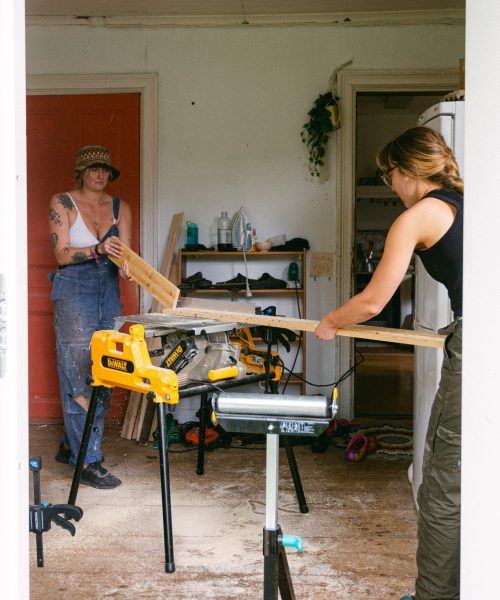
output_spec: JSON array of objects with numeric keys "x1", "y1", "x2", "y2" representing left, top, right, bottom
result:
[{"x1": 49, "y1": 198, "x2": 122, "y2": 465}]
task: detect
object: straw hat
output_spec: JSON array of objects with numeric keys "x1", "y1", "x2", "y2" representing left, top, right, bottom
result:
[{"x1": 75, "y1": 145, "x2": 120, "y2": 181}]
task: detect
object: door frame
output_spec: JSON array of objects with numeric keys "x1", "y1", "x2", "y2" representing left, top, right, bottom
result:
[
  {"x1": 333, "y1": 69, "x2": 458, "y2": 418},
  {"x1": 27, "y1": 73, "x2": 158, "y2": 310}
]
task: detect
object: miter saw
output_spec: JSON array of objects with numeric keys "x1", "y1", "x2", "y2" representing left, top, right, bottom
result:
[{"x1": 114, "y1": 313, "x2": 283, "y2": 387}]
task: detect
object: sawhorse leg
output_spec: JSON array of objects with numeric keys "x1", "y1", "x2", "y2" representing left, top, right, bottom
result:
[
  {"x1": 154, "y1": 394, "x2": 175, "y2": 573},
  {"x1": 196, "y1": 393, "x2": 209, "y2": 475},
  {"x1": 68, "y1": 384, "x2": 102, "y2": 506},
  {"x1": 283, "y1": 437, "x2": 308, "y2": 514}
]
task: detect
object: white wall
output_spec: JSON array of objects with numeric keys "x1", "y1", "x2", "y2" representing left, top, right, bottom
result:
[
  {"x1": 1, "y1": 0, "x2": 28, "y2": 596},
  {"x1": 462, "y1": 0, "x2": 500, "y2": 596},
  {"x1": 26, "y1": 22, "x2": 464, "y2": 391}
]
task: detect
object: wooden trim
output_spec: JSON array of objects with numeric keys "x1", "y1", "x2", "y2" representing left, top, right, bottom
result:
[
  {"x1": 27, "y1": 10, "x2": 464, "y2": 28},
  {"x1": 334, "y1": 69, "x2": 459, "y2": 417},
  {"x1": 163, "y1": 307, "x2": 445, "y2": 349}
]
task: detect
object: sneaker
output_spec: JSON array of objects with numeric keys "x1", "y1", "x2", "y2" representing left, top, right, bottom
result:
[
  {"x1": 400, "y1": 596, "x2": 415, "y2": 599},
  {"x1": 214, "y1": 273, "x2": 254, "y2": 289},
  {"x1": 80, "y1": 462, "x2": 122, "y2": 489},
  {"x1": 55, "y1": 442, "x2": 72, "y2": 464},
  {"x1": 250, "y1": 273, "x2": 287, "y2": 290}
]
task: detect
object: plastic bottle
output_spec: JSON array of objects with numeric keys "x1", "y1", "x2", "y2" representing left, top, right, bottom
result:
[
  {"x1": 185, "y1": 221, "x2": 198, "y2": 251},
  {"x1": 244, "y1": 222, "x2": 252, "y2": 252},
  {"x1": 217, "y1": 211, "x2": 232, "y2": 251}
]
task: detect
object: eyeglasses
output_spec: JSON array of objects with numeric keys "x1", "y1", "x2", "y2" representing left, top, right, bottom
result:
[{"x1": 381, "y1": 166, "x2": 396, "y2": 187}]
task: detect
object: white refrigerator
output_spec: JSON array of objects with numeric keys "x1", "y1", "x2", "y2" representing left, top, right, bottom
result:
[{"x1": 410, "y1": 100, "x2": 465, "y2": 507}]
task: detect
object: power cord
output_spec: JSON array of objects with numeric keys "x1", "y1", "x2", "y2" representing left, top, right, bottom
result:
[
  {"x1": 280, "y1": 280, "x2": 302, "y2": 393},
  {"x1": 278, "y1": 347, "x2": 365, "y2": 390}
]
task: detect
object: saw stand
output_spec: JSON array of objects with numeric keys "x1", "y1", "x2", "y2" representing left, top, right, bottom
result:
[
  {"x1": 213, "y1": 392, "x2": 335, "y2": 600},
  {"x1": 67, "y1": 381, "x2": 176, "y2": 573}
]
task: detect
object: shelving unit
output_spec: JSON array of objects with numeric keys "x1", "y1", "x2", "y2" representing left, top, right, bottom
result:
[{"x1": 178, "y1": 249, "x2": 307, "y2": 392}]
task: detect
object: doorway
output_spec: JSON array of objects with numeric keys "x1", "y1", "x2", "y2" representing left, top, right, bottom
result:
[
  {"x1": 333, "y1": 69, "x2": 458, "y2": 419},
  {"x1": 27, "y1": 92, "x2": 140, "y2": 422},
  {"x1": 353, "y1": 92, "x2": 445, "y2": 419}
]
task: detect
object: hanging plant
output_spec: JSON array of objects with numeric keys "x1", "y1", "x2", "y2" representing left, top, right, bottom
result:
[{"x1": 301, "y1": 91, "x2": 340, "y2": 178}]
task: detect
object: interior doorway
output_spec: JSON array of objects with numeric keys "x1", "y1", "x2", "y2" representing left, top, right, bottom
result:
[
  {"x1": 353, "y1": 91, "x2": 444, "y2": 419},
  {"x1": 26, "y1": 92, "x2": 141, "y2": 422}
]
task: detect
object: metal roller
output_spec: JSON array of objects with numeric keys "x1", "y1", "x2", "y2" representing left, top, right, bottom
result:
[{"x1": 213, "y1": 393, "x2": 334, "y2": 419}]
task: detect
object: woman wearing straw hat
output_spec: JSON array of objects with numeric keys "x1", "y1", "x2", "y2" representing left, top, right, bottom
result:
[{"x1": 48, "y1": 145, "x2": 132, "y2": 489}]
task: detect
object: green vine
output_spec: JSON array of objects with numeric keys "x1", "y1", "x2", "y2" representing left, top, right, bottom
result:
[{"x1": 301, "y1": 91, "x2": 339, "y2": 177}]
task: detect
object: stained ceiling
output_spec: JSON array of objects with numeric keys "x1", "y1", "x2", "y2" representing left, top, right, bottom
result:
[{"x1": 26, "y1": 0, "x2": 465, "y2": 25}]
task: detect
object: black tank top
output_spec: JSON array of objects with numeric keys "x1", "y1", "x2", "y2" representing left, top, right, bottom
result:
[{"x1": 414, "y1": 188, "x2": 463, "y2": 318}]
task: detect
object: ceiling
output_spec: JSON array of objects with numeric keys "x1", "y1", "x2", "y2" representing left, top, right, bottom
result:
[{"x1": 26, "y1": 1, "x2": 465, "y2": 25}]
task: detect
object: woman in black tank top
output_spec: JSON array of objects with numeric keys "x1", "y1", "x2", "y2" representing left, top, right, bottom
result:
[{"x1": 316, "y1": 127, "x2": 463, "y2": 600}]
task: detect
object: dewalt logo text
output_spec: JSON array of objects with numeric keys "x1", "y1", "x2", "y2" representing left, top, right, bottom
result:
[
  {"x1": 101, "y1": 356, "x2": 134, "y2": 373},
  {"x1": 165, "y1": 344, "x2": 183, "y2": 368}
]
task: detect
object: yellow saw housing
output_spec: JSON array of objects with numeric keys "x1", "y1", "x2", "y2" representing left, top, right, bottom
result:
[{"x1": 90, "y1": 324, "x2": 179, "y2": 405}]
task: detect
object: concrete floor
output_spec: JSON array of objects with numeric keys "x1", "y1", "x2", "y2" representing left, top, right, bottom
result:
[{"x1": 29, "y1": 422, "x2": 417, "y2": 599}]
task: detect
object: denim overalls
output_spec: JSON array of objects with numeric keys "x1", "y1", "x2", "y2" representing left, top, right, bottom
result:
[{"x1": 49, "y1": 198, "x2": 122, "y2": 465}]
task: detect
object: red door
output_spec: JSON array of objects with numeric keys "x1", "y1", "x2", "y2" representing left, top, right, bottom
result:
[{"x1": 27, "y1": 93, "x2": 141, "y2": 421}]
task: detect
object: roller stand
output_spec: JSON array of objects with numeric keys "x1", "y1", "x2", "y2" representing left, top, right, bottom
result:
[
  {"x1": 260, "y1": 325, "x2": 308, "y2": 514},
  {"x1": 212, "y1": 392, "x2": 335, "y2": 599}
]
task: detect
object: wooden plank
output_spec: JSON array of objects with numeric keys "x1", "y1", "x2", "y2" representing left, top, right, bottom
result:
[
  {"x1": 148, "y1": 411, "x2": 158, "y2": 443},
  {"x1": 163, "y1": 306, "x2": 445, "y2": 349},
  {"x1": 135, "y1": 213, "x2": 184, "y2": 442},
  {"x1": 150, "y1": 212, "x2": 183, "y2": 313},
  {"x1": 133, "y1": 395, "x2": 149, "y2": 441},
  {"x1": 180, "y1": 296, "x2": 257, "y2": 314},
  {"x1": 108, "y1": 242, "x2": 180, "y2": 309},
  {"x1": 121, "y1": 390, "x2": 142, "y2": 440}
]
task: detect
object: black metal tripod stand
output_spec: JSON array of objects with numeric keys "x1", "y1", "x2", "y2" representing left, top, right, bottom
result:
[{"x1": 67, "y1": 381, "x2": 176, "y2": 573}]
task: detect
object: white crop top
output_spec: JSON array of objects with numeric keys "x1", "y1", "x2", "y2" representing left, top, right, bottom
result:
[{"x1": 67, "y1": 193, "x2": 117, "y2": 247}]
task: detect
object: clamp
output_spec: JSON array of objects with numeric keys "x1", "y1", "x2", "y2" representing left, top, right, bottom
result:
[{"x1": 29, "y1": 456, "x2": 83, "y2": 567}]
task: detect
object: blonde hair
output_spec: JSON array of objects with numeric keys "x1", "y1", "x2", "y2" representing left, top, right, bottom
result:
[{"x1": 377, "y1": 126, "x2": 463, "y2": 194}]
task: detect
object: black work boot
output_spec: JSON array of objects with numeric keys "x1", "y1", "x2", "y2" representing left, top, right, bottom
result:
[{"x1": 80, "y1": 462, "x2": 121, "y2": 489}]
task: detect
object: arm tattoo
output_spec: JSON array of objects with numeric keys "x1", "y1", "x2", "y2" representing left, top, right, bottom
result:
[
  {"x1": 73, "y1": 252, "x2": 88, "y2": 263},
  {"x1": 48, "y1": 207, "x2": 63, "y2": 226},
  {"x1": 50, "y1": 232, "x2": 58, "y2": 249},
  {"x1": 58, "y1": 193, "x2": 74, "y2": 210}
]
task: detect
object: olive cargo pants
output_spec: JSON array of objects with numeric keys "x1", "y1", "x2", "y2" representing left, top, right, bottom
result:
[{"x1": 415, "y1": 319, "x2": 462, "y2": 600}]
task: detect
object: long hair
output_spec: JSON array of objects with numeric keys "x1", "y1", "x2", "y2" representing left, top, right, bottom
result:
[{"x1": 377, "y1": 126, "x2": 463, "y2": 194}]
